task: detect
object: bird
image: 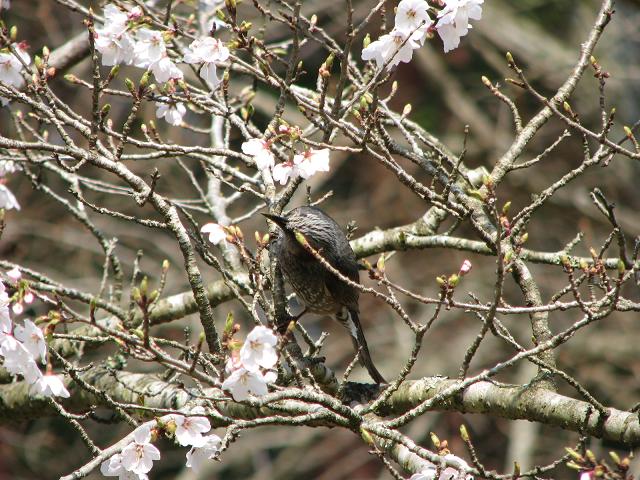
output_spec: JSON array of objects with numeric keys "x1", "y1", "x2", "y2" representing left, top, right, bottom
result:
[{"x1": 263, "y1": 206, "x2": 386, "y2": 384}]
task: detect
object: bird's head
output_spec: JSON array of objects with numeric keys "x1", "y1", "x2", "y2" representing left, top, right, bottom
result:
[{"x1": 261, "y1": 212, "x2": 289, "y2": 232}]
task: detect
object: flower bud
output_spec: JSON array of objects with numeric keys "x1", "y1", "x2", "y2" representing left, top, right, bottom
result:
[
  {"x1": 363, "y1": 34, "x2": 371, "y2": 50},
  {"x1": 505, "y1": 51, "x2": 514, "y2": 65}
]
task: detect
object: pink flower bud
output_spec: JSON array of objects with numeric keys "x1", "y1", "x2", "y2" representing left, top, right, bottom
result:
[
  {"x1": 459, "y1": 259, "x2": 472, "y2": 276},
  {"x1": 23, "y1": 292, "x2": 34, "y2": 304},
  {"x1": 7, "y1": 267, "x2": 21, "y2": 280}
]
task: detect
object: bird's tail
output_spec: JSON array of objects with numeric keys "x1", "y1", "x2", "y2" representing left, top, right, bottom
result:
[{"x1": 338, "y1": 308, "x2": 386, "y2": 384}]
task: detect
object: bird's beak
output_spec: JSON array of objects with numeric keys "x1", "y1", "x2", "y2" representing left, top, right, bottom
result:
[{"x1": 261, "y1": 212, "x2": 287, "y2": 229}]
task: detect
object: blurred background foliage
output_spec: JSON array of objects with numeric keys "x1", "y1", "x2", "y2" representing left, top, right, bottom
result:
[{"x1": 1, "y1": 0, "x2": 639, "y2": 478}]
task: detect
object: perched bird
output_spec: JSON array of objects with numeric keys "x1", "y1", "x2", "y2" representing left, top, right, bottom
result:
[{"x1": 263, "y1": 206, "x2": 386, "y2": 384}]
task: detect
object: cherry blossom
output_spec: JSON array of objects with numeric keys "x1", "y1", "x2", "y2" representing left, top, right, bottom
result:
[
  {"x1": 0, "y1": 0, "x2": 10, "y2": 11},
  {"x1": 222, "y1": 367, "x2": 276, "y2": 401},
  {"x1": 101, "y1": 453, "x2": 149, "y2": 480},
  {"x1": 120, "y1": 425, "x2": 161, "y2": 475},
  {"x1": 272, "y1": 162, "x2": 295, "y2": 186},
  {"x1": 361, "y1": 29, "x2": 419, "y2": 70},
  {"x1": 155, "y1": 101, "x2": 186, "y2": 126},
  {"x1": 241, "y1": 138, "x2": 275, "y2": 171},
  {"x1": 6, "y1": 267, "x2": 21, "y2": 280},
  {"x1": 185, "y1": 434, "x2": 222, "y2": 472},
  {"x1": 293, "y1": 148, "x2": 330, "y2": 179},
  {"x1": 436, "y1": 0, "x2": 483, "y2": 53},
  {"x1": 201, "y1": 223, "x2": 227, "y2": 245},
  {"x1": 14, "y1": 318, "x2": 46, "y2": 363},
  {"x1": 133, "y1": 28, "x2": 166, "y2": 68},
  {"x1": 0, "y1": 160, "x2": 18, "y2": 176},
  {"x1": 29, "y1": 373, "x2": 70, "y2": 398},
  {"x1": 395, "y1": 0, "x2": 432, "y2": 45},
  {"x1": 94, "y1": 5, "x2": 135, "y2": 66},
  {"x1": 183, "y1": 37, "x2": 230, "y2": 89},
  {"x1": 0, "y1": 44, "x2": 30, "y2": 89},
  {"x1": 148, "y1": 56, "x2": 183, "y2": 83},
  {"x1": 239, "y1": 325, "x2": 278, "y2": 372},
  {"x1": 0, "y1": 282, "x2": 10, "y2": 333},
  {"x1": 0, "y1": 335, "x2": 42, "y2": 383},
  {"x1": 0, "y1": 183, "x2": 18, "y2": 209},
  {"x1": 163, "y1": 410, "x2": 211, "y2": 447}
]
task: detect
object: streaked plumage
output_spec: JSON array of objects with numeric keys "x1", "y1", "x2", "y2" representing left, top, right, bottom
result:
[{"x1": 265, "y1": 206, "x2": 386, "y2": 384}]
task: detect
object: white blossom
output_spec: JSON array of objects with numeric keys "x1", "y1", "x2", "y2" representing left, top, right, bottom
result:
[
  {"x1": 0, "y1": 43, "x2": 31, "y2": 105},
  {"x1": 0, "y1": 335, "x2": 42, "y2": 383},
  {"x1": 14, "y1": 319, "x2": 46, "y2": 363},
  {"x1": 6, "y1": 267, "x2": 21, "y2": 280},
  {"x1": 121, "y1": 425, "x2": 161, "y2": 475},
  {"x1": 133, "y1": 28, "x2": 166, "y2": 68},
  {"x1": 0, "y1": 160, "x2": 18, "y2": 177},
  {"x1": 293, "y1": 148, "x2": 330, "y2": 179},
  {"x1": 163, "y1": 411, "x2": 211, "y2": 447},
  {"x1": 241, "y1": 138, "x2": 275, "y2": 171},
  {"x1": 149, "y1": 56, "x2": 183, "y2": 83},
  {"x1": 95, "y1": 32, "x2": 135, "y2": 66},
  {"x1": 29, "y1": 373, "x2": 70, "y2": 398},
  {"x1": 0, "y1": 0, "x2": 10, "y2": 11},
  {"x1": 222, "y1": 366, "x2": 276, "y2": 401},
  {"x1": 101, "y1": 453, "x2": 149, "y2": 480},
  {"x1": 395, "y1": 0, "x2": 432, "y2": 45},
  {"x1": 436, "y1": 0, "x2": 483, "y2": 53},
  {"x1": 0, "y1": 282, "x2": 10, "y2": 333},
  {"x1": 239, "y1": 325, "x2": 278, "y2": 372},
  {"x1": 183, "y1": 37, "x2": 229, "y2": 89},
  {"x1": 0, "y1": 44, "x2": 30, "y2": 88},
  {"x1": 155, "y1": 101, "x2": 186, "y2": 126},
  {"x1": 94, "y1": 5, "x2": 135, "y2": 66},
  {"x1": 102, "y1": 4, "x2": 130, "y2": 31},
  {"x1": 361, "y1": 29, "x2": 419, "y2": 70},
  {"x1": 0, "y1": 183, "x2": 19, "y2": 210},
  {"x1": 185, "y1": 434, "x2": 222, "y2": 472},
  {"x1": 272, "y1": 162, "x2": 295, "y2": 186},
  {"x1": 200, "y1": 222, "x2": 227, "y2": 245}
]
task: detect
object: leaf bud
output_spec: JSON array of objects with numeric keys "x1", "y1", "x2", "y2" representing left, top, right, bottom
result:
[{"x1": 363, "y1": 33, "x2": 371, "y2": 50}]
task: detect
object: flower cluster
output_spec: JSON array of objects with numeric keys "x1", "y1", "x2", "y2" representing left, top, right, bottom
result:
[
  {"x1": 0, "y1": 41, "x2": 31, "y2": 105},
  {"x1": 0, "y1": 278, "x2": 70, "y2": 398},
  {"x1": 95, "y1": 5, "x2": 183, "y2": 83},
  {"x1": 94, "y1": 4, "x2": 231, "y2": 126},
  {"x1": 183, "y1": 37, "x2": 230, "y2": 90},
  {"x1": 98, "y1": 326, "x2": 277, "y2": 479},
  {"x1": 101, "y1": 412, "x2": 222, "y2": 478},
  {"x1": 361, "y1": 0, "x2": 483, "y2": 70},
  {"x1": 241, "y1": 137, "x2": 330, "y2": 185},
  {"x1": 222, "y1": 325, "x2": 279, "y2": 401},
  {"x1": 436, "y1": 0, "x2": 484, "y2": 53}
]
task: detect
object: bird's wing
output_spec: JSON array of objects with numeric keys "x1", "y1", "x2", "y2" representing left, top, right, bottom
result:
[{"x1": 324, "y1": 246, "x2": 360, "y2": 310}]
